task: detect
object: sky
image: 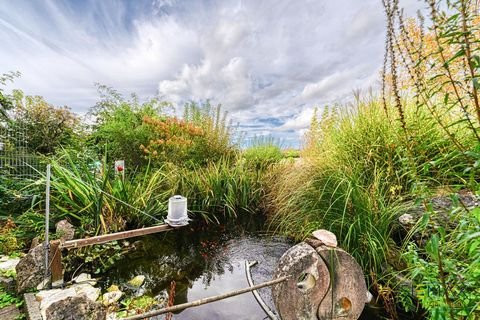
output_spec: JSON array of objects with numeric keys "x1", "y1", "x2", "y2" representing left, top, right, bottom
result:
[{"x1": 0, "y1": 0, "x2": 424, "y2": 147}]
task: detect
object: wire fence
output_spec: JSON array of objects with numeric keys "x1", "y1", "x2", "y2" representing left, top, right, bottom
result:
[{"x1": 0, "y1": 120, "x2": 42, "y2": 181}]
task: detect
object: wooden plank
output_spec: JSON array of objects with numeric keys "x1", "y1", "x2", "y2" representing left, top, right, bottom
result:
[
  {"x1": 49, "y1": 240, "x2": 63, "y2": 285},
  {"x1": 61, "y1": 224, "x2": 175, "y2": 250}
]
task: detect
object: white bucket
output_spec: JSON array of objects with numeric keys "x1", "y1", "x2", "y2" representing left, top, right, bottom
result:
[{"x1": 166, "y1": 195, "x2": 189, "y2": 227}]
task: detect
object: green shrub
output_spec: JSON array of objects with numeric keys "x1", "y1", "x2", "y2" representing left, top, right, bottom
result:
[
  {"x1": 403, "y1": 205, "x2": 480, "y2": 319},
  {"x1": 89, "y1": 85, "x2": 169, "y2": 169},
  {"x1": 243, "y1": 136, "x2": 283, "y2": 171}
]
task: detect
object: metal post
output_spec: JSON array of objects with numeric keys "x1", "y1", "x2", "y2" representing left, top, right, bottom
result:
[{"x1": 44, "y1": 164, "x2": 51, "y2": 288}]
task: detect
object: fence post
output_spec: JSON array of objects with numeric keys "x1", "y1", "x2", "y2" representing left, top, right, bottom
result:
[{"x1": 44, "y1": 164, "x2": 51, "y2": 288}]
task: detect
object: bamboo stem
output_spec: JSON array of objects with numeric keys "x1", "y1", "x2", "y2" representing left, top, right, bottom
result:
[{"x1": 121, "y1": 275, "x2": 289, "y2": 320}]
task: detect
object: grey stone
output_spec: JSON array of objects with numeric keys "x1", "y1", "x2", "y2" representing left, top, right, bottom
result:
[
  {"x1": 73, "y1": 273, "x2": 97, "y2": 286},
  {"x1": 312, "y1": 229, "x2": 338, "y2": 247},
  {"x1": 24, "y1": 293, "x2": 42, "y2": 320},
  {"x1": 45, "y1": 295, "x2": 106, "y2": 320},
  {"x1": 16, "y1": 244, "x2": 48, "y2": 293},
  {"x1": 399, "y1": 213, "x2": 415, "y2": 226},
  {"x1": 0, "y1": 305, "x2": 21, "y2": 320},
  {"x1": 102, "y1": 291, "x2": 123, "y2": 306},
  {"x1": 37, "y1": 282, "x2": 100, "y2": 319},
  {"x1": 0, "y1": 258, "x2": 20, "y2": 272},
  {"x1": 127, "y1": 275, "x2": 145, "y2": 288},
  {"x1": 0, "y1": 276, "x2": 15, "y2": 291},
  {"x1": 55, "y1": 220, "x2": 75, "y2": 241},
  {"x1": 30, "y1": 237, "x2": 40, "y2": 249}
]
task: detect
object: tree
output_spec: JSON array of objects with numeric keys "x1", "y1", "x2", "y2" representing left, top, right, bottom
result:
[
  {"x1": 0, "y1": 71, "x2": 20, "y2": 120},
  {"x1": 10, "y1": 90, "x2": 79, "y2": 154},
  {"x1": 89, "y1": 84, "x2": 171, "y2": 168}
]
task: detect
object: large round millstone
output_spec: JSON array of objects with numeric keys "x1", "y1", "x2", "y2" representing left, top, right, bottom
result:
[
  {"x1": 315, "y1": 246, "x2": 367, "y2": 320},
  {"x1": 272, "y1": 242, "x2": 330, "y2": 320}
]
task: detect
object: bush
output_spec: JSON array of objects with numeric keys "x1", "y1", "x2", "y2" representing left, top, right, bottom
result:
[
  {"x1": 89, "y1": 85, "x2": 169, "y2": 169},
  {"x1": 243, "y1": 136, "x2": 283, "y2": 171},
  {"x1": 8, "y1": 90, "x2": 80, "y2": 154}
]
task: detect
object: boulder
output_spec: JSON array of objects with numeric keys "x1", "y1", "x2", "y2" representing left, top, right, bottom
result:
[
  {"x1": 37, "y1": 287, "x2": 76, "y2": 319},
  {"x1": 398, "y1": 213, "x2": 415, "y2": 227},
  {"x1": 37, "y1": 282, "x2": 101, "y2": 319},
  {"x1": 45, "y1": 295, "x2": 106, "y2": 320},
  {"x1": 16, "y1": 244, "x2": 48, "y2": 293},
  {"x1": 55, "y1": 220, "x2": 75, "y2": 241},
  {"x1": 0, "y1": 305, "x2": 21, "y2": 320}
]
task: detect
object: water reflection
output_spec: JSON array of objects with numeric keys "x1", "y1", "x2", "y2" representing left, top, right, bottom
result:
[
  {"x1": 101, "y1": 221, "x2": 292, "y2": 319},
  {"x1": 100, "y1": 220, "x2": 388, "y2": 319}
]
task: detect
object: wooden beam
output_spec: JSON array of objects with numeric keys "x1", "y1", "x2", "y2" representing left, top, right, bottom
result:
[
  {"x1": 49, "y1": 240, "x2": 63, "y2": 285},
  {"x1": 61, "y1": 224, "x2": 176, "y2": 250}
]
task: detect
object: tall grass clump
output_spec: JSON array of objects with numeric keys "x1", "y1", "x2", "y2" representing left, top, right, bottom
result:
[
  {"x1": 243, "y1": 136, "x2": 283, "y2": 171},
  {"x1": 41, "y1": 151, "x2": 173, "y2": 236},
  {"x1": 267, "y1": 96, "x2": 475, "y2": 286},
  {"x1": 166, "y1": 156, "x2": 265, "y2": 223}
]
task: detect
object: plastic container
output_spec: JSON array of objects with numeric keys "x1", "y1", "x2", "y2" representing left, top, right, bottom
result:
[{"x1": 166, "y1": 195, "x2": 189, "y2": 227}]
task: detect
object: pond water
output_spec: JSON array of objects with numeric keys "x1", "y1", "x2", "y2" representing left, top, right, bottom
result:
[{"x1": 100, "y1": 219, "x2": 384, "y2": 319}]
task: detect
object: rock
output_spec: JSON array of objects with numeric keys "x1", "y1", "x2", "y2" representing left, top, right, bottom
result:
[
  {"x1": 16, "y1": 244, "x2": 48, "y2": 293},
  {"x1": 0, "y1": 305, "x2": 21, "y2": 320},
  {"x1": 24, "y1": 293, "x2": 42, "y2": 320},
  {"x1": 0, "y1": 276, "x2": 15, "y2": 291},
  {"x1": 399, "y1": 213, "x2": 415, "y2": 226},
  {"x1": 30, "y1": 237, "x2": 40, "y2": 249},
  {"x1": 312, "y1": 229, "x2": 338, "y2": 247},
  {"x1": 37, "y1": 283, "x2": 100, "y2": 319},
  {"x1": 102, "y1": 291, "x2": 123, "y2": 306},
  {"x1": 73, "y1": 283, "x2": 101, "y2": 302},
  {"x1": 37, "y1": 287, "x2": 77, "y2": 319},
  {"x1": 107, "y1": 284, "x2": 120, "y2": 292},
  {"x1": 0, "y1": 257, "x2": 20, "y2": 272},
  {"x1": 73, "y1": 273, "x2": 97, "y2": 286},
  {"x1": 106, "y1": 313, "x2": 119, "y2": 320},
  {"x1": 45, "y1": 295, "x2": 106, "y2": 320},
  {"x1": 55, "y1": 220, "x2": 75, "y2": 241},
  {"x1": 127, "y1": 275, "x2": 145, "y2": 288}
]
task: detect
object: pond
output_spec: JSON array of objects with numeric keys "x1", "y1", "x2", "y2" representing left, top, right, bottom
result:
[{"x1": 99, "y1": 218, "x2": 384, "y2": 319}]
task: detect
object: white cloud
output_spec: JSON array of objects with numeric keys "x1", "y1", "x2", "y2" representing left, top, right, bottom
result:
[{"x1": 0, "y1": 0, "x2": 426, "y2": 146}]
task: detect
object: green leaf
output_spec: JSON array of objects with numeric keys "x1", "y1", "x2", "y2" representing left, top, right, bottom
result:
[{"x1": 426, "y1": 234, "x2": 439, "y2": 261}]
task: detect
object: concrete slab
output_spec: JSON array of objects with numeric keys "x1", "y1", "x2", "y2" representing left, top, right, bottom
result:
[{"x1": 24, "y1": 293, "x2": 42, "y2": 320}]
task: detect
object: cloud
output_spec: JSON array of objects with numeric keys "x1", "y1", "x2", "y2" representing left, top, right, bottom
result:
[{"x1": 0, "y1": 0, "x2": 425, "y2": 147}]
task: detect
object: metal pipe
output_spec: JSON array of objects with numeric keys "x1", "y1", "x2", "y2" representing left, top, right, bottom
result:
[
  {"x1": 245, "y1": 260, "x2": 279, "y2": 320},
  {"x1": 44, "y1": 164, "x2": 51, "y2": 287}
]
